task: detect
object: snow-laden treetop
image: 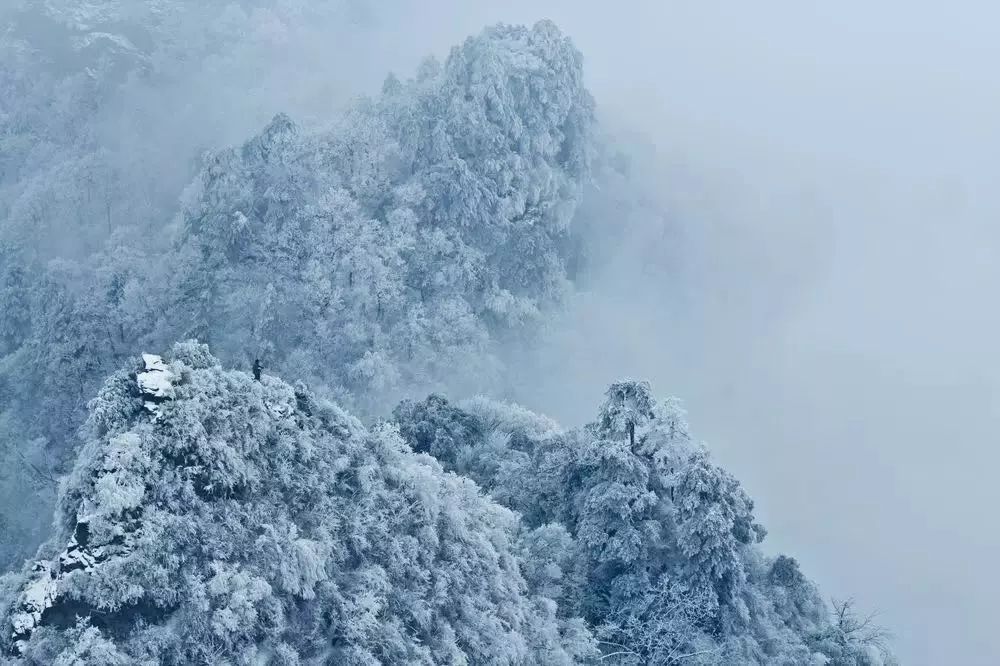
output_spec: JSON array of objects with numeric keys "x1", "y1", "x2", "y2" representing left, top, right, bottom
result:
[
  {"x1": 2, "y1": 342, "x2": 593, "y2": 664},
  {"x1": 1, "y1": 347, "x2": 895, "y2": 664},
  {"x1": 170, "y1": 20, "x2": 595, "y2": 403}
]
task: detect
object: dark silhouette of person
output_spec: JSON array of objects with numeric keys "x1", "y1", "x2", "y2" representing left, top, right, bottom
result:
[{"x1": 252, "y1": 359, "x2": 262, "y2": 382}]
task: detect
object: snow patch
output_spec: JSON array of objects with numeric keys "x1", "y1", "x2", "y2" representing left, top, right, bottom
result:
[
  {"x1": 10, "y1": 518, "x2": 136, "y2": 655},
  {"x1": 10, "y1": 562, "x2": 57, "y2": 655},
  {"x1": 59, "y1": 528, "x2": 96, "y2": 574},
  {"x1": 138, "y1": 353, "x2": 177, "y2": 415}
]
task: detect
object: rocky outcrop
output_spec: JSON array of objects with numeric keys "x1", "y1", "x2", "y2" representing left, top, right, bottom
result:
[{"x1": 8, "y1": 354, "x2": 175, "y2": 655}]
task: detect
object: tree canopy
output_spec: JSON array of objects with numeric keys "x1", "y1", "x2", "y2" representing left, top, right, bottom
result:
[{"x1": 1, "y1": 343, "x2": 595, "y2": 664}]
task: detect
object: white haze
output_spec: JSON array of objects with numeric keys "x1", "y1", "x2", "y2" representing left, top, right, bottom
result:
[{"x1": 8, "y1": 1, "x2": 997, "y2": 664}]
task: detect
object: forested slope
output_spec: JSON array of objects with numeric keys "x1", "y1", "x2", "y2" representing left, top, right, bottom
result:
[
  {"x1": 392, "y1": 388, "x2": 895, "y2": 665},
  {"x1": 1, "y1": 343, "x2": 594, "y2": 664},
  {"x1": 0, "y1": 18, "x2": 594, "y2": 567},
  {"x1": 1, "y1": 347, "x2": 893, "y2": 664},
  {"x1": 0, "y1": 7, "x2": 895, "y2": 664}
]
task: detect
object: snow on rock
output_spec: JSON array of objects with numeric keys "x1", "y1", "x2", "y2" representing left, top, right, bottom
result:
[
  {"x1": 58, "y1": 538, "x2": 97, "y2": 574},
  {"x1": 137, "y1": 353, "x2": 177, "y2": 414},
  {"x1": 7, "y1": 353, "x2": 175, "y2": 655},
  {"x1": 58, "y1": 523, "x2": 97, "y2": 574},
  {"x1": 8, "y1": 518, "x2": 134, "y2": 655},
  {"x1": 266, "y1": 399, "x2": 293, "y2": 419},
  {"x1": 9, "y1": 562, "x2": 57, "y2": 655}
]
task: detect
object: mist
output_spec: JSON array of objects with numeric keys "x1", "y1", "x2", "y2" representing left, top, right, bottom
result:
[
  {"x1": 497, "y1": 3, "x2": 1000, "y2": 665},
  {"x1": 458, "y1": 2, "x2": 996, "y2": 664},
  {"x1": 4, "y1": 1, "x2": 997, "y2": 663}
]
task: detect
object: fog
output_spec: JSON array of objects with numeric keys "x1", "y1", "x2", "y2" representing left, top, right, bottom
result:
[
  {"x1": 455, "y1": 2, "x2": 996, "y2": 664},
  {"x1": 7, "y1": 1, "x2": 998, "y2": 663},
  {"x1": 363, "y1": 2, "x2": 999, "y2": 662},
  {"x1": 492, "y1": 3, "x2": 999, "y2": 665}
]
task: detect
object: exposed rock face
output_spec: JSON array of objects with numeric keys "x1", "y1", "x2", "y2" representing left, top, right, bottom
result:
[
  {"x1": 9, "y1": 563, "x2": 57, "y2": 655},
  {"x1": 7, "y1": 355, "x2": 171, "y2": 655},
  {"x1": 136, "y1": 353, "x2": 176, "y2": 415}
]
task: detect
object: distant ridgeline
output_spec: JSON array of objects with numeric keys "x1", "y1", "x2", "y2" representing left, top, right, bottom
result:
[{"x1": 1, "y1": 344, "x2": 893, "y2": 664}]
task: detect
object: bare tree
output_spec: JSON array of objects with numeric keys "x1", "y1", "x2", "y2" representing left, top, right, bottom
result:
[{"x1": 820, "y1": 597, "x2": 894, "y2": 664}]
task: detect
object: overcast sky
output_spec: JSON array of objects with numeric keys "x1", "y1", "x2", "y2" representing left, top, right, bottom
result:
[{"x1": 389, "y1": 2, "x2": 997, "y2": 664}]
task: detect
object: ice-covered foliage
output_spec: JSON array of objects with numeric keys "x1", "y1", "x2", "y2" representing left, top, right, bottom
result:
[
  {"x1": 169, "y1": 19, "x2": 594, "y2": 403},
  {"x1": 0, "y1": 10, "x2": 895, "y2": 663},
  {"x1": 0, "y1": 351, "x2": 895, "y2": 664},
  {"x1": 393, "y1": 387, "x2": 894, "y2": 665},
  {"x1": 1, "y1": 343, "x2": 596, "y2": 664},
  {"x1": 0, "y1": 18, "x2": 594, "y2": 567},
  {"x1": 598, "y1": 380, "x2": 657, "y2": 449},
  {"x1": 594, "y1": 577, "x2": 717, "y2": 665}
]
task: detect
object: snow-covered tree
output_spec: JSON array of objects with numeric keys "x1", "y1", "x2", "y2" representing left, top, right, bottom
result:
[
  {"x1": 392, "y1": 382, "x2": 887, "y2": 665},
  {"x1": 167, "y1": 19, "x2": 596, "y2": 406},
  {"x1": 0, "y1": 18, "x2": 595, "y2": 567},
  {"x1": 811, "y1": 598, "x2": 896, "y2": 666},
  {"x1": 1, "y1": 343, "x2": 595, "y2": 664},
  {"x1": 671, "y1": 449, "x2": 767, "y2": 604},
  {"x1": 0, "y1": 10, "x2": 897, "y2": 663},
  {"x1": 595, "y1": 577, "x2": 716, "y2": 665},
  {"x1": 597, "y1": 380, "x2": 656, "y2": 449}
]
